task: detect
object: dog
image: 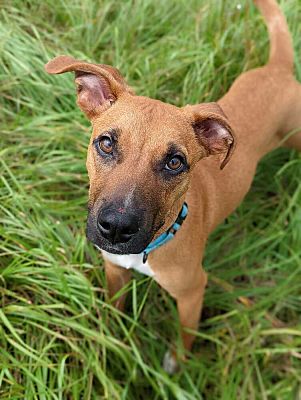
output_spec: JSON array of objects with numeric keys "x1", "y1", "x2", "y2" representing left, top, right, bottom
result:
[{"x1": 45, "y1": 0, "x2": 301, "y2": 373}]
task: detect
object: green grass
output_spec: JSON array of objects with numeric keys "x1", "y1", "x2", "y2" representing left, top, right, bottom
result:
[{"x1": 1, "y1": 0, "x2": 301, "y2": 398}]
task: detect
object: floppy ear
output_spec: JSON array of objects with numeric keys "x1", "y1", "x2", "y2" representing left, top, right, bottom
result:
[
  {"x1": 45, "y1": 55, "x2": 134, "y2": 119},
  {"x1": 184, "y1": 102, "x2": 236, "y2": 169}
]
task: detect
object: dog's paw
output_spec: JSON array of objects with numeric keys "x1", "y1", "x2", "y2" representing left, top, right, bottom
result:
[{"x1": 162, "y1": 350, "x2": 179, "y2": 374}]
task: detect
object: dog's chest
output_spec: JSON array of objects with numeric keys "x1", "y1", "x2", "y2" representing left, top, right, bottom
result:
[{"x1": 101, "y1": 251, "x2": 155, "y2": 277}]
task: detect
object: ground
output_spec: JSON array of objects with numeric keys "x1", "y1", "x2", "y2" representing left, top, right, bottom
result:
[{"x1": 0, "y1": 0, "x2": 301, "y2": 399}]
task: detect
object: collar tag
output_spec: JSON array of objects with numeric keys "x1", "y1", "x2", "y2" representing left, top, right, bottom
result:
[{"x1": 142, "y1": 252, "x2": 148, "y2": 264}]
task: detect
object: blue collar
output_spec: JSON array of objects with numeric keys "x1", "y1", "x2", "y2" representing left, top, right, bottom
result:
[{"x1": 142, "y1": 202, "x2": 188, "y2": 263}]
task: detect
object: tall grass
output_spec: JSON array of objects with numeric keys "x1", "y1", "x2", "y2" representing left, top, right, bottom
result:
[{"x1": 0, "y1": 0, "x2": 300, "y2": 399}]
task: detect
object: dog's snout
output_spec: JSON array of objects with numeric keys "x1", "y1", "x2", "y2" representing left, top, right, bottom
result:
[{"x1": 97, "y1": 208, "x2": 139, "y2": 244}]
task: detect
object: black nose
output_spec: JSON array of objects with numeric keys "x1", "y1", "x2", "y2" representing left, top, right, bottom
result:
[{"x1": 97, "y1": 209, "x2": 139, "y2": 244}]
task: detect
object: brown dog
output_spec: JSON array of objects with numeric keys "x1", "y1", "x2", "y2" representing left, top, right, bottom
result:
[{"x1": 45, "y1": 0, "x2": 301, "y2": 373}]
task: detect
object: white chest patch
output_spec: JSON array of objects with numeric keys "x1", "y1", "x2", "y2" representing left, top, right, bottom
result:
[{"x1": 101, "y1": 250, "x2": 155, "y2": 277}]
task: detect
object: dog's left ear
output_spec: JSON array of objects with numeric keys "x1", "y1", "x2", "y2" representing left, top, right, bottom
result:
[
  {"x1": 183, "y1": 103, "x2": 236, "y2": 169},
  {"x1": 45, "y1": 55, "x2": 134, "y2": 119}
]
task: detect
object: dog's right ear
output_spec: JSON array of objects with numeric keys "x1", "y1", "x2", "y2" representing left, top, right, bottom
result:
[
  {"x1": 183, "y1": 102, "x2": 236, "y2": 170},
  {"x1": 45, "y1": 55, "x2": 134, "y2": 119}
]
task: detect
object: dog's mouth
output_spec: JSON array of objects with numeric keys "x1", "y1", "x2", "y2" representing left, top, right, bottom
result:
[
  {"x1": 87, "y1": 230, "x2": 154, "y2": 255},
  {"x1": 95, "y1": 242, "x2": 146, "y2": 255},
  {"x1": 86, "y1": 214, "x2": 164, "y2": 255}
]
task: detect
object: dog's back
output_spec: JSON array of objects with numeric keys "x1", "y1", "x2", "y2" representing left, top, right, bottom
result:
[
  {"x1": 219, "y1": 0, "x2": 300, "y2": 156},
  {"x1": 191, "y1": 0, "x2": 301, "y2": 232}
]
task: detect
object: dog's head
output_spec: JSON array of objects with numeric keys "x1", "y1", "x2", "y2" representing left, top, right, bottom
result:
[{"x1": 45, "y1": 56, "x2": 235, "y2": 254}]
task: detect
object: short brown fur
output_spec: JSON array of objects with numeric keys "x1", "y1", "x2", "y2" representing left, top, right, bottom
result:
[{"x1": 45, "y1": 0, "x2": 301, "y2": 371}]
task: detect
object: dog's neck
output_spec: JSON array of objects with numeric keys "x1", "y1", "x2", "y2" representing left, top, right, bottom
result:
[{"x1": 142, "y1": 202, "x2": 188, "y2": 263}]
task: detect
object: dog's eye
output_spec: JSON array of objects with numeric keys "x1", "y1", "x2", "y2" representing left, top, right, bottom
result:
[
  {"x1": 165, "y1": 155, "x2": 183, "y2": 171},
  {"x1": 98, "y1": 136, "x2": 113, "y2": 154}
]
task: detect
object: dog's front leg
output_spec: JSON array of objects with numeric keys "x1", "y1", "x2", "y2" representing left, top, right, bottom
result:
[
  {"x1": 104, "y1": 260, "x2": 131, "y2": 311},
  {"x1": 158, "y1": 265, "x2": 207, "y2": 374},
  {"x1": 176, "y1": 268, "x2": 208, "y2": 355}
]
